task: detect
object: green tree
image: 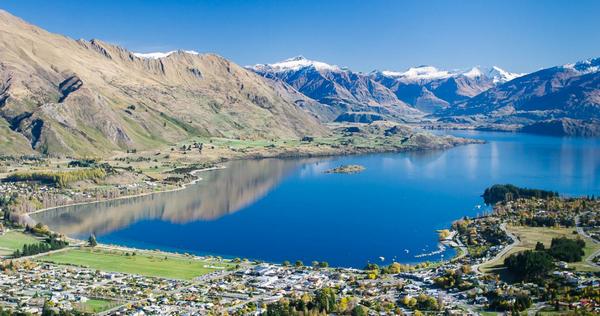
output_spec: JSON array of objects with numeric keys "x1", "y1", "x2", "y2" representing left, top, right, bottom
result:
[
  {"x1": 351, "y1": 305, "x2": 368, "y2": 316},
  {"x1": 504, "y1": 250, "x2": 554, "y2": 281},
  {"x1": 535, "y1": 241, "x2": 545, "y2": 251},
  {"x1": 88, "y1": 234, "x2": 98, "y2": 247}
]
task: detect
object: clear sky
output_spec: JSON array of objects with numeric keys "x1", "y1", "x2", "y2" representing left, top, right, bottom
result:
[{"x1": 2, "y1": 0, "x2": 599, "y2": 73}]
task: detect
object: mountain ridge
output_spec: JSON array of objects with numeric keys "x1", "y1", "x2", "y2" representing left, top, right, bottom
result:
[
  {"x1": 0, "y1": 10, "x2": 328, "y2": 156},
  {"x1": 250, "y1": 56, "x2": 524, "y2": 116}
]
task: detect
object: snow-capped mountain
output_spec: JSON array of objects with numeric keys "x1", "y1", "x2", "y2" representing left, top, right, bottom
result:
[
  {"x1": 133, "y1": 50, "x2": 200, "y2": 59},
  {"x1": 375, "y1": 65, "x2": 523, "y2": 84},
  {"x1": 251, "y1": 57, "x2": 525, "y2": 117},
  {"x1": 250, "y1": 56, "x2": 421, "y2": 121},
  {"x1": 443, "y1": 57, "x2": 600, "y2": 122},
  {"x1": 370, "y1": 66, "x2": 524, "y2": 113},
  {"x1": 252, "y1": 55, "x2": 340, "y2": 72}
]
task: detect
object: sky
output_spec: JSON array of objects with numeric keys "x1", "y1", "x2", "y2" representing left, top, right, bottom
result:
[{"x1": 2, "y1": 0, "x2": 599, "y2": 73}]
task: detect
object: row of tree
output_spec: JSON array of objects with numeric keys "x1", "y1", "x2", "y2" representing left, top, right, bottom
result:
[
  {"x1": 12, "y1": 236, "x2": 68, "y2": 258},
  {"x1": 5, "y1": 168, "x2": 107, "y2": 187}
]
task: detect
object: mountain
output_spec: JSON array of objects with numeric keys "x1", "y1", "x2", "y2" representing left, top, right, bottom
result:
[
  {"x1": 251, "y1": 57, "x2": 523, "y2": 118},
  {"x1": 249, "y1": 56, "x2": 422, "y2": 121},
  {"x1": 370, "y1": 66, "x2": 524, "y2": 113},
  {"x1": 0, "y1": 10, "x2": 327, "y2": 157},
  {"x1": 443, "y1": 57, "x2": 600, "y2": 122},
  {"x1": 520, "y1": 118, "x2": 600, "y2": 137}
]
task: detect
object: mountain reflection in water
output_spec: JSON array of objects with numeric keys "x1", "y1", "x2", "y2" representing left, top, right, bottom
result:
[{"x1": 33, "y1": 158, "x2": 309, "y2": 237}]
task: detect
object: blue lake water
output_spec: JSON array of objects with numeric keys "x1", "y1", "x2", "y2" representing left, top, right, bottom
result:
[{"x1": 34, "y1": 131, "x2": 600, "y2": 268}]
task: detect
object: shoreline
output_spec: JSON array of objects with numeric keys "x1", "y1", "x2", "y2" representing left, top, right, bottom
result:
[
  {"x1": 25, "y1": 165, "x2": 226, "y2": 218},
  {"x1": 13, "y1": 138, "x2": 485, "y2": 269},
  {"x1": 24, "y1": 136, "x2": 481, "y2": 219}
]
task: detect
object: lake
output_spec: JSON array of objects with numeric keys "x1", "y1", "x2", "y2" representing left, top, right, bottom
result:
[{"x1": 33, "y1": 131, "x2": 600, "y2": 268}]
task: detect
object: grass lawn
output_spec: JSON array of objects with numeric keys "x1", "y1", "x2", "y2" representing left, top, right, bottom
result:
[
  {"x1": 76, "y1": 298, "x2": 120, "y2": 313},
  {"x1": 480, "y1": 226, "x2": 599, "y2": 276},
  {"x1": 0, "y1": 231, "x2": 41, "y2": 256},
  {"x1": 37, "y1": 248, "x2": 234, "y2": 280}
]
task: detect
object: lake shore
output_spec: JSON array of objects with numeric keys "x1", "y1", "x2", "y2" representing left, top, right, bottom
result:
[{"x1": 20, "y1": 132, "x2": 481, "y2": 219}]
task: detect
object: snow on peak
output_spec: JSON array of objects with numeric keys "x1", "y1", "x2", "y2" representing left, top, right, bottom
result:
[
  {"x1": 563, "y1": 57, "x2": 600, "y2": 75},
  {"x1": 133, "y1": 50, "x2": 199, "y2": 59},
  {"x1": 460, "y1": 66, "x2": 524, "y2": 83},
  {"x1": 253, "y1": 56, "x2": 340, "y2": 72},
  {"x1": 379, "y1": 66, "x2": 452, "y2": 81},
  {"x1": 378, "y1": 65, "x2": 524, "y2": 84}
]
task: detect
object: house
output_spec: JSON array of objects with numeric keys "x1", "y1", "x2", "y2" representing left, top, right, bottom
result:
[{"x1": 475, "y1": 296, "x2": 488, "y2": 304}]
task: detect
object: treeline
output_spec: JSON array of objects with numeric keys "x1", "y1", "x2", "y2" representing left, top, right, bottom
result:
[
  {"x1": 523, "y1": 216, "x2": 575, "y2": 228},
  {"x1": 483, "y1": 184, "x2": 558, "y2": 204},
  {"x1": 504, "y1": 237, "x2": 586, "y2": 281},
  {"x1": 4, "y1": 168, "x2": 107, "y2": 187},
  {"x1": 12, "y1": 236, "x2": 68, "y2": 258}
]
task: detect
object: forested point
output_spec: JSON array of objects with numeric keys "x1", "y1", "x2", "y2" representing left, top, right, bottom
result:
[{"x1": 482, "y1": 184, "x2": 558, "y2": 204}]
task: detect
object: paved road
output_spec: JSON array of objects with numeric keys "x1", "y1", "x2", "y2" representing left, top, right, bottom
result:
[
  {"x1": 472, "y1": 223, "x2": 519, "y2": 274},
  {"x1": 575, "y1": 214, "x2": 600, "y2": 268}
]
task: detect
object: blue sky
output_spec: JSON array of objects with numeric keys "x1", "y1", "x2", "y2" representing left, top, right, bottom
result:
[{"x1": 2, "y1": 0, "x2": 599, "y2": 73}]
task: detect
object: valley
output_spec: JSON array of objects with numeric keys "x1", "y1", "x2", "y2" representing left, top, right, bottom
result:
[{"x1": 0, "y1": 3, "x2": 599, "y2": 316}]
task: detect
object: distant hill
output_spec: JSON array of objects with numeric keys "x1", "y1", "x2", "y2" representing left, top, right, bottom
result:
[
  {"x1": 250, "y1": 56, "x2": 421, "y2": 121},
  {"x1": 370, "y1": 66, "x2": 523, "y2": 113},
  {"x1": 250, "y1": 56, "x2": 524, "y2": 121},
  {"x1": 441, "y1": 57, "x2": 600, "y2": 124},
  {"x1": 0, "y1": 10, "x2": 327, "y2": 157},
  {"x1": 520, "y1": 118, "x2": 600, "y2": 137}
]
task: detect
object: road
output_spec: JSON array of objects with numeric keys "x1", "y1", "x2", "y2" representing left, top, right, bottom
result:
[
  {"x1": 472, "y1": 223, "x2": 519, "y2": 274},
  {"x1": 575, "y1": 214, "x2": 600, "y2": 268}
]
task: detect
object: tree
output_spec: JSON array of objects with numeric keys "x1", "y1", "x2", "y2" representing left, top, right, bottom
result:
[
  {"x1": 504, "y1": 250, "x2": 554, "y2": 281},
  {"x1": 548, "y1": 237, "x2": 585, "y2": 262},
  {"x1": 351, "y1": 305, "x2": 368, "y2": 316},
  {"x1": 88, "y1": 234, "x2": 98, "y2": 247},
  {"x1": 535, "y1": 241, "x2": 545, "y2": 251},
  {"x1": 294, "y1": 260, "x2": 304, "y2": 267}
]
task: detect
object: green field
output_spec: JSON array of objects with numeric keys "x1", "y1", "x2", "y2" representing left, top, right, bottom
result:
[
  {"x1": 76, "y1": 298, "x2": 120, "y2": 313},
  {"x1": 0, "y1": 231, "x2": 41, "y2": 256},
  {"x1": 37, "y1": 248, "x2": 234, "y2": 280},
  {"x1": 480, "y1": 226, "x2": 599, "y2": 274}
]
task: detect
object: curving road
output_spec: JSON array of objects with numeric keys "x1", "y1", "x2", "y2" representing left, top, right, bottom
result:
[{"x1": 472, "y1": 223, "x2": 520, "y2": 274}]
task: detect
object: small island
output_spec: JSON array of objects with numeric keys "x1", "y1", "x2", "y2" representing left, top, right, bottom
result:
[{"x1": 324, "y1": 164, "x2": 366, "y2": 174}]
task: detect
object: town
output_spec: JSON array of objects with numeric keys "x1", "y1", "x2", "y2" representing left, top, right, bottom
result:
[{"x1": 1, "y1": 174, "x2": 599, "y2": 315}]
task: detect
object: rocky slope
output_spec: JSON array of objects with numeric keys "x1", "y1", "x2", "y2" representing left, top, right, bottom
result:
[
  {"x1": 0, "y1": 10, "x2": 327, "y2": 157},
  {"x1": 442, "y1": 57, "x2": 600, "y2": 123},
  {"x1": 520, "y1": 118, "x2": 600, "y2": 137},
  {"x1": 370, "y1": 66, "x2": 524, "y2": 113},
  {"x1": 251, "y1": 57, "x2": 523, "y2": 119},
  {"x1": 249, "y1": 56, "x2": 422, "y2": 121}
]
